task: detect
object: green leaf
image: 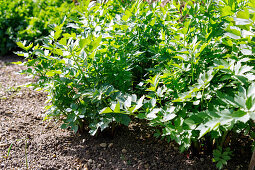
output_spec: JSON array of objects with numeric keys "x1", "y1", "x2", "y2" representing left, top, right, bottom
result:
[
  {"x1": 241, "y1": 49, "x2": 252, "y2": 55},
  {"x1": 66, "y1": 113, "x2": 75, "y2": 122},
  {"x1": 132, "y1": 96, "x2": 145, "y2": 113},
  {"x1": 100, "y1": 107, "x2": 113, "y2": 114},
  {"x1": 71, "y1": 103, "x2": 78, "y2": 110},
  {"x1": 232, "y1": 110, "x2": 250, "y2": 123},
  {"x1": 147, "y1": 108, "x2": 160, "y2": 119},
  {"x1": 122, "y1": 10, "x2": 132, "y2": 21},
  {"x1": 124, "y1": 96, "x2": 132, "y2": 108},
  {"x1": 54, "y1": 28, "x2": 62, "y2": 40},
  {"x1": 163, "y1": 113, "x2": 176, "y2": 122},
  {"x1": 59, "y1": 37, "x2": 67, "y2": 46},
  {"x1": 118, "y1": 114, "x2": 131, "y2": 126},
  {"x1": 46, "y1": 70, "x2": 62, "y2": 77},
  {"x1": 183, "y1": 119, "x2": 196, "y2": 129},
  {"x1": 221, "y1": 6, "x2": 233, "y2": 16},
  {"x1": 79, "y1": 39, "x2": 89, "y2": 49},
  {"x1": 54, "y1": 70, "x2": 62, "y2": 74},
  {"x1": 72, "y1": 125, "x2": 78, "y2": 133},
  {"x1": 46, "y1": 71, "x2": 55, "y2": 77},
  {"x1": 163, "y1": 106, "x2": 176, "y2": 121},
  {"x1": 17, "y1": 41, "x2": 33, "y2": 51},
  {"x1": 172, "y1": 98, "x2": 184, "y2": 102},
  {"x1": 248, "y1": 83, "x2": 255, "y2": 97},
  {"x1": 213, "y1": 149, "x2": 222, "y2": 157},
  {"x1": 60, "y1": 123, "x2": 68, "y2": 129},
  {"x1": 66, "y1": 108, "x2": 72, "y2": 113},
  {"x1": 34, "y1": 49, "x2": 44, "y2": 56},
  {"x1": 12, "y1": 61, "x2": 23, "y2": 65},
  {"x1": 114, "y1": 102, "x2": 121, "y2": 113},
  {"x1": 246, "y1": 97, "x2": 253, "y2": 110},
  {"x1": 234, "y1": 18, "x2": 251, "y2": 25},
  {"x1": 91, "y1": 35, "x2": 102, "y2": 51},
  {"x1": 216, "y1": 161, "x2": 223, "y2": 169},
  {"x1": 137, "y1": 112, "x2": 146, "y2": 119},
  {"x1": 217, "y1": 92, "x2": 241, "y2": 108},
  {"x1": 237, "y1": 9, "x2": 249, "y2": 19},
  {"x1": 232, "y1": 110, "x2": 246, "y2": 117}
]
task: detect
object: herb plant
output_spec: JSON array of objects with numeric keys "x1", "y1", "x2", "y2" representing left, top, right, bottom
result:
[
  {"x1": 213, "y1": 147, "x2": 232, "y2": 169},
  {"x1": 17, "y1": 0, "x2": 255, "y2": 168}
]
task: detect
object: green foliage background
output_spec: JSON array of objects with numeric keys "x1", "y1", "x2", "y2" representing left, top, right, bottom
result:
[{"x1": 0, "y1": 0, "x2": 87, "y2": 55}]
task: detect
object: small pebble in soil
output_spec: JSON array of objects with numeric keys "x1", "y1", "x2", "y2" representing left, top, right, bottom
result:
[
  {"x1": 174, "y1": 147, "x2": 179, "y2": 151},
  {"x1": 144, "y1": 163, "x2": 150, "y2": 169},
  {"x1": 52, "y1": 154, "x2": 56, "y2": 158},
  {"x1": 200, "y1": 158, "x2": 204, "y2": 162},
  {"x1": 27, "y1": 141, "x2": 31, "y2": 146},
  {"x1": 83, "y1": 164, "x2": 88, "y2": 170},
  {"x1": 97, "y1": 164, "x2": 102, "y2": 168},
  {"x1": 100, "y1": 143, "x2": 107, "y2": 148},
  {"x1": 108, "y1": 143, "x2": 113, "y2": 148},
  {"x1": 5, "y1": 111, "x2": 12, "y2": 114},
  {"x1": 87, "y1": 159, "x2": 93, "y2": 165},
  {"x1": 122, "y1": 149, "x2": 127, "y2": 154}
]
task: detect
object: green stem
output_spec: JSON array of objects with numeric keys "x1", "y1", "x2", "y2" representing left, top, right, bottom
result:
[
  {"x1": 192, "y1": 140, "x2": 200, "y2": 155},
  {"x1": 6, "y1": 143, "x2": 13, "y2": 158},
  {"x1": 72, "y1": 53, "x2": 90, "y2": 85},
  {"x1": 191, "y1": 57, "x2": 194, "y2": 83},
  {"x1": 200, "y1": 87, "x2": 205, "y2": 110},
  {"x1": 220, "y1": 131, "x2": 229, "y2": 148}
]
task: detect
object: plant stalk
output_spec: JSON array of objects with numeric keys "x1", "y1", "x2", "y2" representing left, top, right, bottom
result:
[{"x1": 220, "y1": 131, "x2": 229, "y2": 148}]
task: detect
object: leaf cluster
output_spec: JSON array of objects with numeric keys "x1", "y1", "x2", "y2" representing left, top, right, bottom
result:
[{"x1": 0, "y1": 0, "x2": 85, "y2": 55}]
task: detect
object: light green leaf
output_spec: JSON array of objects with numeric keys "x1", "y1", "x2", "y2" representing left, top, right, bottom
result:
[
  {"x1": 114, "y1": 102, "x2": 121, "y2": 113},
  {"x1": 163, "y1": 113, "x2": 176, "y2": 122},
  {"x1": 234, "y1": 18, "x2": 251, "y2": 25},
  {"x1": 124, "y1": 96, "x2": 132, "y2": 108},
  {"x1": 79, "y1": 39, "x2": 89, "y2": 49},
  {"x1": 248, "y1": 83, "x2": 255, "y2": 97},
  {"x1": 147, "y1": 108, "x2": 160, "y2": 119},
  {"x1": 221, "y1": 6, "x2": 233, "y2": 16},
  {"x1": 54, "y1": 29, "x2": 62, "y2": 40},
  {"x1": 66, "y1": 108, "x2": 72, "y2": 112},
  {"x1": 132, "y1": 96, "x2": 145, "y2": 113},
  {"x1": 241, "y1": 49, "x2": 252, "y2": 55},
  {"x1": 17, "y1": 42, "x2": 33, "y2": 51},
  {"x1": 100, "y1": 107, "x2": 113, "y2": 114},
  {"x1": 46, "y1": 71, "x2": 55, "y2": 77}
]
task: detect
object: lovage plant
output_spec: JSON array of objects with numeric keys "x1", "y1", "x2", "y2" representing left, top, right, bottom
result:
[{"x1": 18, "y1": 0, "x2": 255, "y2": 168}]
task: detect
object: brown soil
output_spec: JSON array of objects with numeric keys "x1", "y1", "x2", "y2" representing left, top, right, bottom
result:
[{"x1": 0, "y1": 55, "x2": 251, "y2": 170}]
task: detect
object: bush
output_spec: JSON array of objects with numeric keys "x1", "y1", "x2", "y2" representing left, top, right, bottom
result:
[
  {"x1": 18, "y1": 0, "x2": 255, "y2": 168},
  {"x1": 0, "y1": 0, "x2": 85, "y2": 55}
]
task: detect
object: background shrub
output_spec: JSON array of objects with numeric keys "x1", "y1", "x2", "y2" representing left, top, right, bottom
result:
[{"x1": 0, "y1": 0, "x2": 85, "y2": 55}]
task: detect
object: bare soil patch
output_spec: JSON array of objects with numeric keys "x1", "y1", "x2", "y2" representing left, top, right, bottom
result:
[{"x1": 0, "y1": 55, "x2": 251, "y2": 169}]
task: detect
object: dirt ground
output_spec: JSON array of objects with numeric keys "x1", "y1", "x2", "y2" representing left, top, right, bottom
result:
[{"x1": 0, "y1": 55, "x2": 252, "y2": 169}]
